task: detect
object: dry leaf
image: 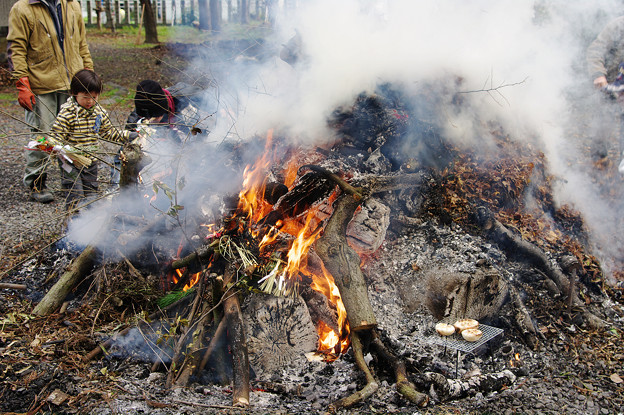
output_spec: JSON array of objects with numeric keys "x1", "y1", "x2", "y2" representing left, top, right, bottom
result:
[
  {"x1": 610, "y1": 373, "x2": 623, "y2": 384},
  {"x1": 47, "y1": 389, "x2": 70, "y2": 405}
]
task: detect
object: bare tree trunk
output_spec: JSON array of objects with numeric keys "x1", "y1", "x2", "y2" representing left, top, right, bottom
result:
[
  {"x1": 198, "y1": 0, "x2": 210, "y2": 29},
  {"x1": 105, "y1": 0, "x2": 117, "y2": 32},
  {"x1": 96, "y1": 1, "x2": 103, "y2": 30},
  {"x1": 209, "y1": 0, "x2": 221, "y2": 32},
  {"x1": 239, "y1": 0, "x2": 248, "y2": 23},
  {"x1": 140, "y1": 0, "x2": 159, "y2": 43}
]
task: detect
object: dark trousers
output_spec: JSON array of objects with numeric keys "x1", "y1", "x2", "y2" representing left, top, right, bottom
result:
[{"x1": 59, "y1": 161, "x2": 99, "y2": 211}]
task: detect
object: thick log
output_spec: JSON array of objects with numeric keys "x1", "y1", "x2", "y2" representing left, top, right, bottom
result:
[
  {"x1": 32, "y1": 245, "x2": 98, "y2": 315},
  {"x1": 315, "y1": 193, "x2": 377, "y2": 331},
  {"x1": 346, "y1": 198, "x2": 390, "y2": 255},
  {"x1": 424, "y1": 370, "x2": 517, "y2": 402},
  {"x1": 243, "y1": 294, "x2": 318, "y2": 378},
  {"x1": 420, "y1": 267, "x2": 509, "y2": 323}
]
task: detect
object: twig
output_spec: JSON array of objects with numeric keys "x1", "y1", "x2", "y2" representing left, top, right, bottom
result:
[
  {"x1": 0, "y1": 283, "x2": 27, "y2": 290},
  {"x1": 171, "y1": 399, "x2": 242, "y2": 410}
]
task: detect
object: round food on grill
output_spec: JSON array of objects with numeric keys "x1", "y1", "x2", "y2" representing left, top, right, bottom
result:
[
  {"x1": 461, "y1": 328, "x2": 483, "y2": 342},
  {"x1": 453, "y1": 318, "x2": 479, "y2": 333},
  {"x1": 435, "y1": 322, "x2": 456, "y2": 336}
]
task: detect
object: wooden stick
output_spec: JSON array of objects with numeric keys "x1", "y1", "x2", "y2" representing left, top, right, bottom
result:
[
  {"x1": 329, "y1": 331, "x2": 378, "y2": 411},
  {"x1": 222, "y1": 268, "x2": 250, "y2": 408},
  {"x1": 198, "y1": 316, "x2": 227, "y2": 372},
  {"x1": 0, "y1": 283, "x2": 27, "y2": 290}
]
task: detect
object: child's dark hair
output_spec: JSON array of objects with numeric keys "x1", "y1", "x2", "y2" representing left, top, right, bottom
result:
[{"x1": 70, "y1": 69, "x2": 103, "y2": 96}]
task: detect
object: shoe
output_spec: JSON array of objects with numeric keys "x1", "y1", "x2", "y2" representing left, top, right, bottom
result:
[{"x1": 31, "y1": 189, "x2": 54, "y2": 203}]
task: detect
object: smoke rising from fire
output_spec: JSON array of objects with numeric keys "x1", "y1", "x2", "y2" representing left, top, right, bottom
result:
[
  {"x1": 228, "y1": 0, "x2": 623, "y2": 281},
  {"x1": 65, "y1": 1, "x2": 624, "y2": 281}
]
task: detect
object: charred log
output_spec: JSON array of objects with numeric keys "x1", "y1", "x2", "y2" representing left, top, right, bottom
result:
[
  {"x1": 423, "y1": 370, "x2": 517, "y2": 402},
  {"x1": 475, "y1": 207, "x2": 572, "y2": 300},
  {"x1": 315, "y1": 193, "x2": 376, "y2": 331},
  {"x1": 171, "y1": 240, "x2": 218, "y2": 271},
  {"x1": 33, "y1": 245, "x2": 99, "y2": 316}
]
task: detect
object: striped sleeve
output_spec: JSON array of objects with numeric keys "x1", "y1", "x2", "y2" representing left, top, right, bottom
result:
[
  {"x1": 50, "y1": 107, "x2": 76, "y2": 144},
  {"x1": 98, "y1": 108, "x2": 129, "y2": 143}
]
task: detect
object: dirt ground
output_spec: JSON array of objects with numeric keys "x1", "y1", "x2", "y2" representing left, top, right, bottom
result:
[{"x1": 0, "y1": 32, "x2": 623, "y2": 415}]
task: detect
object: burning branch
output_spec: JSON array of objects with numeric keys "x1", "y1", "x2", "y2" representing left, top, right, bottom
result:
[{"x1": 316, "y1": 190, "x2": 428, "y2": 408}]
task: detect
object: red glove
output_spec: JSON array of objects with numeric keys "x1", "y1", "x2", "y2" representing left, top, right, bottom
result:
[{"x1": 16, "y1": 77, "x2": 35, "y2": 111}]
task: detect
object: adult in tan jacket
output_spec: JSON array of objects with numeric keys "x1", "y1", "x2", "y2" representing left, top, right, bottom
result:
[{"x1": 7, "y1": 0, "x2": 93, "y2": 203}]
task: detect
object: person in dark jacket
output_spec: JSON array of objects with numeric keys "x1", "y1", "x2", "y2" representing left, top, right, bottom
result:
[{"x1": 110, "y1": 80, "x2": 210, "y2": 187}]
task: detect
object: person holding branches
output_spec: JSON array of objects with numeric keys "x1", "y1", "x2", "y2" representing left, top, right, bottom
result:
[{"x1": 7, "y1": 0, "x2": 93, "y2": 203}]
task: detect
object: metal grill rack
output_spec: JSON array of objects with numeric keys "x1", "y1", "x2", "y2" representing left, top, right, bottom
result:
[{"x1": 418, "y1": 323, "x2": 504, "y2": 378}]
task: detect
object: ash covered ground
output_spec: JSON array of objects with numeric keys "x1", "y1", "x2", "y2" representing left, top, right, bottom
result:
[{"x1": 1, "y1": 29, "x2": 624, "y2": 415}]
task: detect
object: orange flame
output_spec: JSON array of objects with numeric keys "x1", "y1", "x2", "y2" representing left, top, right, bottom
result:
[
  {"x1": 176, "y1": 130, "x2": 351, "y2": 356},
  {"x1": 238, "y1": 130, "x2": 274, "y2": 222},
  {"x1": 172, "y1": 268, "x2": 202, "y2": 292}
]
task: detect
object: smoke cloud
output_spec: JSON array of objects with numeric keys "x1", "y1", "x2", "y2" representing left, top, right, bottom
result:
[
  {"x1": 67, "y1": 0, "x2": 624, "y2": 282},
  {"x1": 208, "y1": 0, "x2": 624, "y2": 281}
]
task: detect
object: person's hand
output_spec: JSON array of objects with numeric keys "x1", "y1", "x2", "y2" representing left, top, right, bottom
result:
[
  {"x1": 127, "y1": 131, "x2": 139, "y2": 142},
  {"x1": 594, "y1": 76, "x2": 608, "y2": 88},
  {"x1": 16, "y1": 77, "x2": 35, "y2": 111}
]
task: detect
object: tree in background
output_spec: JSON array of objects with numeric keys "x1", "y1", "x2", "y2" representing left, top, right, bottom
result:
[
  {"x1": 104, "y1": 0, "x2": 116, "y2": 32},
  {"x1": 140, "y1": 0, "x2": 159, "y2": 43},
  {"x1": 239, "y1": 0, "x2": 248, "y2": 24},
  {"x1": 198, "y1": 0, "x2": 209, "y2": 29},
  {"x1": 210, "y1": 0, "x2": 221, "y2": 32}
]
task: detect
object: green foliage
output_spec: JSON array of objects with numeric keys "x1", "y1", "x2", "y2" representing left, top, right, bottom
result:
[
  {"x1": 151, "y1": 179, "x2": 185, "y2": 218},
  {"x1": 157, "y1": 288, "x2": 194, "y2": 308}
]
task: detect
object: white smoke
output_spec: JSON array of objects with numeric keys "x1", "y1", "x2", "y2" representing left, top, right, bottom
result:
[
  {"x1": 66, "y1": 0, "x2": 624, "y2": 282},
  {"x1": 225, "y1": 0, "x2": 623, "y2": 281}
]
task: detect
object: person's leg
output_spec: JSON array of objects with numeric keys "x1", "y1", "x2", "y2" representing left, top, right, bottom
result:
[
  {"x1": 59, "y1": 163, "x2": 83, "y2": 212},
  {"x1": 23, "y1": 91, "x2": 69, "y2": 202},
  {"x1": 81, "y1": 163, "x2": 99, "y2": 206}
]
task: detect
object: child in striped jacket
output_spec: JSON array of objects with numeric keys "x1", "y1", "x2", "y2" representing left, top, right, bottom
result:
[{"x1": 50, "y1": 69, "x2": 137, "y2": 211}]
